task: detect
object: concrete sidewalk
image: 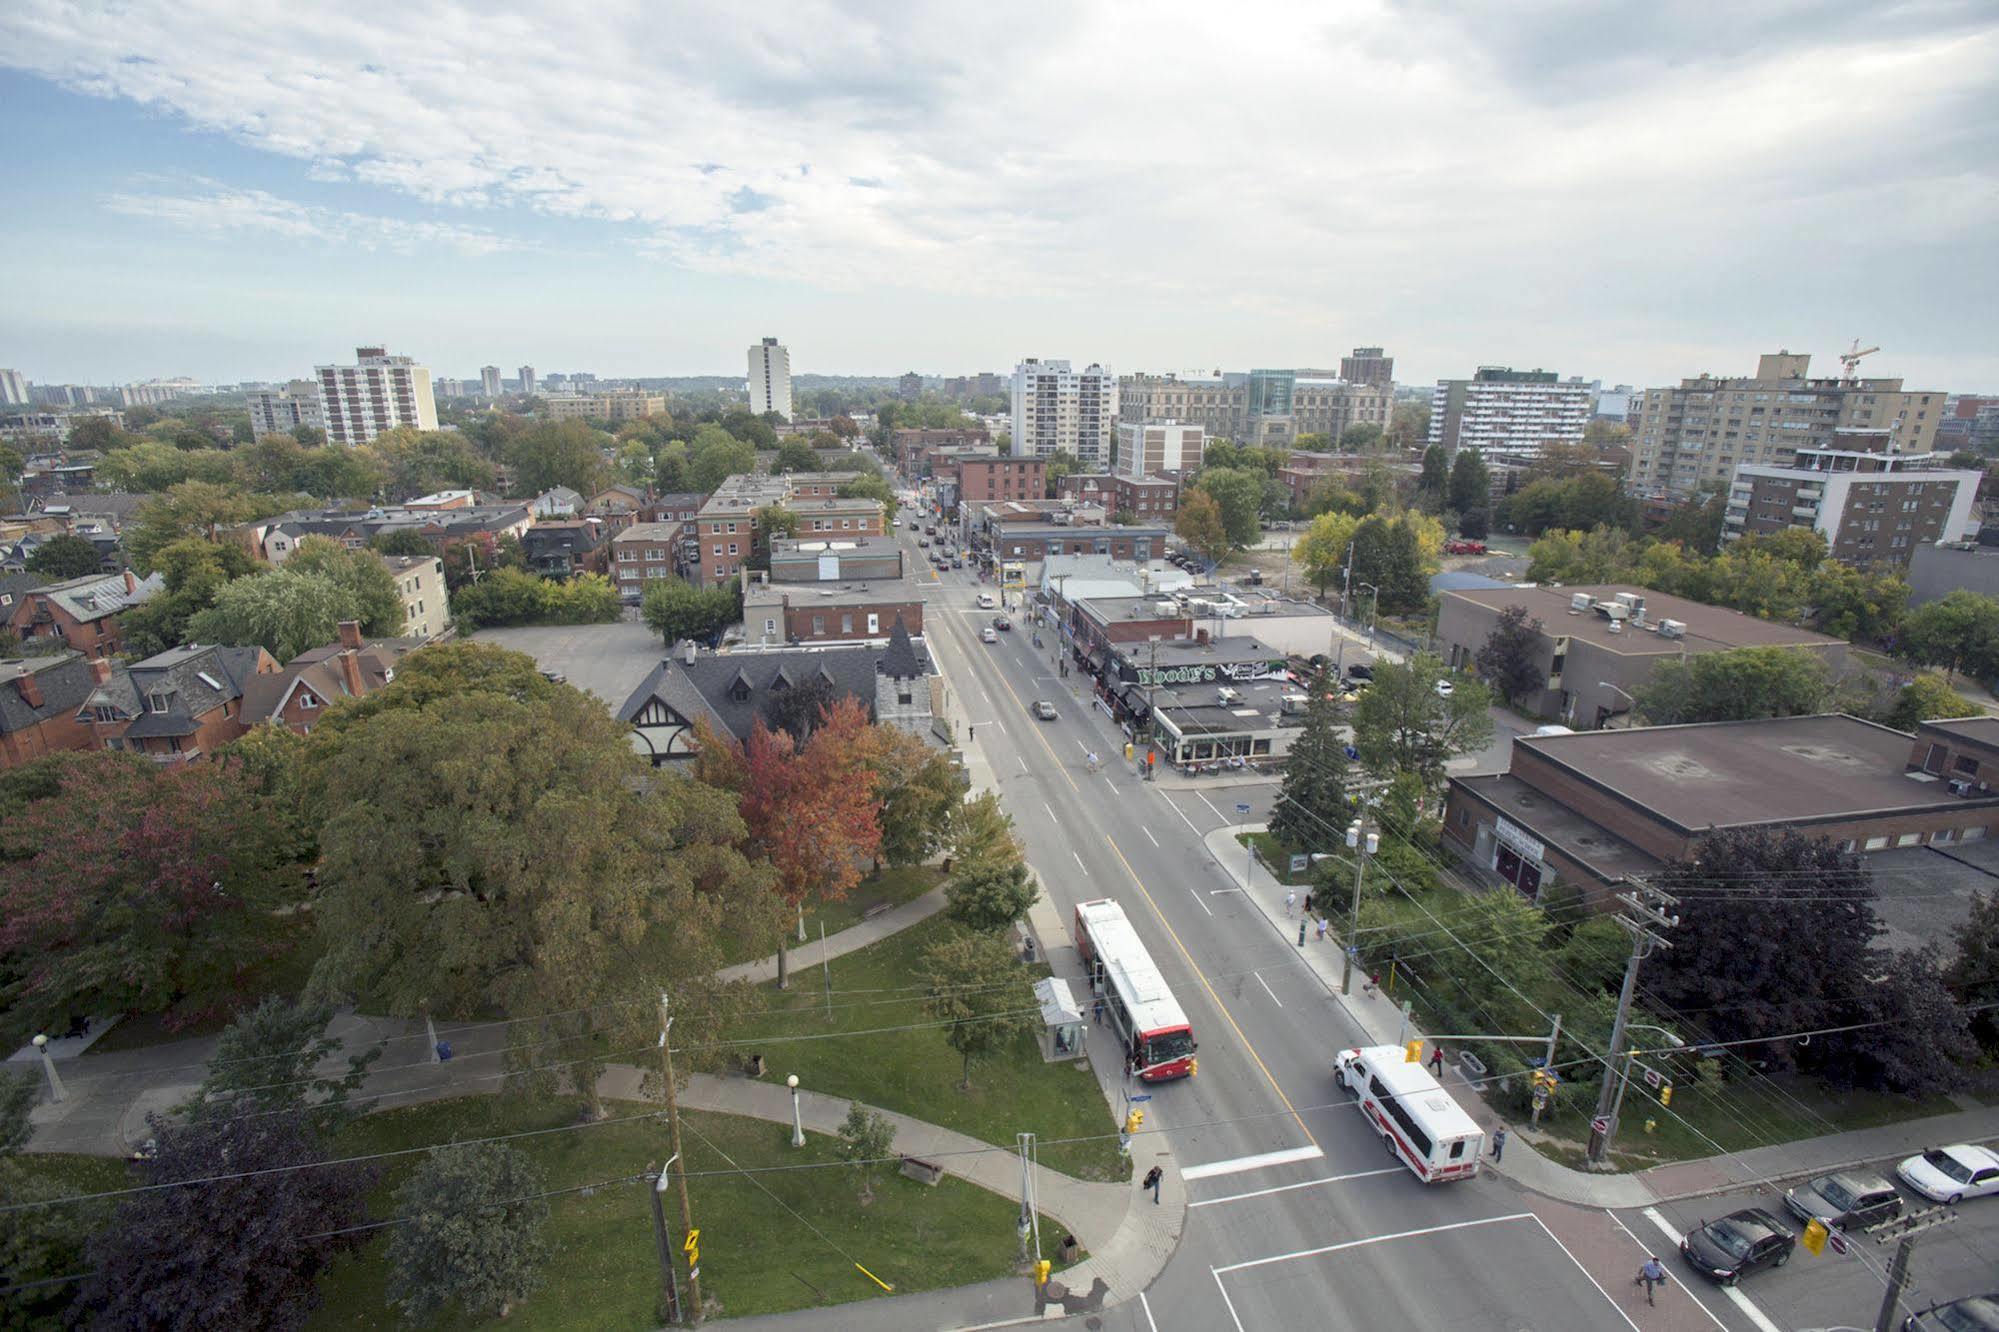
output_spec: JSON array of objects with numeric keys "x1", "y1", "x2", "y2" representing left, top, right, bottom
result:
[{"x1": 1199, "y1": 821, "x2": 1999, "y2": 1211}]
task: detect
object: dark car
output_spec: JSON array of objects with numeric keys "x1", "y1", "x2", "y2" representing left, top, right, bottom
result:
[
  {"x1": 1784, "y1": 1170, "x2": 1902, "y2": 1231},
  {"x1": 993, "y1": 616, "x2": 1011, "y2": 631},
  {"x1": 1680, "y1": 1208, "x2": 1795, "y2": 1285},
  {"x1": 1904, "y1": 1293, "x2": 1999, "y2": 1331},
  {"x1": 1346, "y1": 663, "x2": 1374, "y2": 682}
]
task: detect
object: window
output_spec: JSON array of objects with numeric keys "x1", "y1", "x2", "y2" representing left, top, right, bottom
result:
[
  {"x1": 764, "y1": 618, "x2": 777, "y2": 634},
  {"x1": 1864, "y1": 835, "x2": 1890, "y2": 851},
  {"x1": 148, "y1": 690, "x2": 171, "y2": 713},
  {"x1": 299, "y1": 692, "x2": 318, "y2": 710}
]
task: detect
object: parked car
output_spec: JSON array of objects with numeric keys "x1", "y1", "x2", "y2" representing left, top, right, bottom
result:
[
  {"x1": 1897, "y1": 1145, "x2": 1999, "y2": 1204},
  {"x1": 1784, "y1": 1170, "x2": 1903, "y2": 1231},
  {"x1": 981, "y1": 626, "x2": 998, "y2": 644},
  {"x1": 1444, "y1": 538, "x2": 1488, "y2": 555},
  {"x1": 1903, "y1": 1292, "x2": 1999, "y2": 1331},
  {"x1": 539, "y1": 670, "x2": 567, "y2": 684},
  {"x1": 1434, "y1": 678, "x2": 1455, "y2": 697},
  {"x1": 1032, "y1": 700, "x2": 1058, "y2": 721},
  {"x1": 1346, "y1": 663, "x2": 1374, "y2": 682},
  {"x1": 1679, "y1": 1208, "x2": 1795, "y2": 1285}
]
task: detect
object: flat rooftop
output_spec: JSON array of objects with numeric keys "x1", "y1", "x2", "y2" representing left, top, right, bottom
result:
[
  {"x1": 1515, "y1": 714, "x2": 1991, "y2": 833},
  {"x1": 1452, "y1": 771, "x2": 1663, "y2": 881},
  {"x1": 1153, "y1": 676, "x2": 1305, "y2": 735},
  {"x1": 1917, "y1": 715, "x2": 1999, "y2": 750},
  {"x1": 1443, "y1": 583, "x2": 1841, "y2": 655},
  {"x1": 1109, "y1": 636, "x2": 1285, "y2": 668},
  {"x1": 744, "y1": 576, "x2": 924, "y2": 609}
]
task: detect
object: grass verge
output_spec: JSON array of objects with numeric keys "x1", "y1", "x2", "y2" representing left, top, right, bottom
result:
[
  {"x1": 725, "y1": 913, "x2": 1128, "y2": 1182},
  {"x1": 313, "y1": 1096, "x2": 1061, "y2": 1328},
  {"x1": 1236, "y1": 831, "x2": 1315, "y2": 886}
]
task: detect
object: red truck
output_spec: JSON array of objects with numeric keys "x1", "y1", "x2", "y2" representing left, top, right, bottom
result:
[{"x1": 1445, "y1": 539, "x2": 1488, "y2": 555}]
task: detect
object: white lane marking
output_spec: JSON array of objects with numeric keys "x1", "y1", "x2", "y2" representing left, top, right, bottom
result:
[
  {"x1": 1209, "y1": 887, "x2": 1245, "y2": 894},
  {"x1": 1528, "y1": 1215, "x2": 1642, "y2": 1332},
  {"x1": 1180, "y1": 1145, "x2": 1325, "y2": 1182},
  {"x1": 1214, "y1": 1211, "x2": 1534, "y2": 1274},
  {"x1": 1073, "y1": 850, "x2": 1089, "y2": 875},
  {"x1": 1253, "y1": 971, "x2": 1282, "y2": 1007},
  {"x1": 994, "y1": 720, "x2": 1007, "y2": 735},
  {"x1": 1043, "y1": 802, "x2": 1057, "y2": 822},
  {"x1": 1139, "y1": 1290, "x2": 1159, "y2": 1332},
  {"x1": 1642, "y1": 1208, "x2": 1784, "y2": 1332},
  {"x1": 1165, "y1": 798, "x2": 1205, "y2": 838},
  {"x1": 1196, "y1": 792, "x2": 1225, "y2": 820},
  {"x1": 1103, "y1": 775, "x2": 1117, "y2": 791},
  {"x1": 1142, "y1": 827, "x2": 1160, "y2": 847},
  {"x1": 1187, "y1": 887, "x2": 1213, "y2": 917},
  {"x1": 1018, "y1": 756, "x2": 1029, "y2": 773},
  {"x1": 1609, "y1": 1211, "x2": 1727, "y2": 1331},
  {"x1": 1211, "y1": 1269, "x2": 1246, "y2": 1332},
  {"x1": 1188, "y1": 1166, "x2": 1401, "y2": 1209}
]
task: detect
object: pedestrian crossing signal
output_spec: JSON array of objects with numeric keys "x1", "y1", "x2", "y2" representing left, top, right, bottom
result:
[
  {"x1": 1800, "y1": 1219, "x2": 1828, "y2": 1256},
  {"x1": 1124, "y1": 1108, "x2": 1144, "y2": 1135},
  {"x1": 1405, "y1": 1040, "x2": 1423, "y2": 1064},
  {"x1": 1034, "y1": 1260, "x2": 1051, "y2": 1286}
]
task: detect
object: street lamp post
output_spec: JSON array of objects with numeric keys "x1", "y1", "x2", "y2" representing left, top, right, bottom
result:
[
  {"x1": 1358, "y1": 583, "x2": 1381, "y2": 638},
  {"x1": 1340, "y1": 821, "x2": 1378, "y2": 995},
  {"x1": 786, "y1": 1074, "x2": 805, "y2": 1147}
]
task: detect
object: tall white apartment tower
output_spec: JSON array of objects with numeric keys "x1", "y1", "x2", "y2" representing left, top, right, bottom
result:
[
  {"x1": 1011, "y1": 359, "x2": 1117, "y2": 467},
  {"x1": 480, "y1": 365, "x2": 502, "y2": 397},
  {"x1": 518, "y1": 365, "x2": 537, "y2": 397},
  {"x1": 747, "y1": 337, "x2": 792, "y2": 420},
  {"x1": 315, "y1": 346, "x2": 439, "y2": 446},
  {"x1": 0, "y1": 369, "x2": 29, "y2": 405}
]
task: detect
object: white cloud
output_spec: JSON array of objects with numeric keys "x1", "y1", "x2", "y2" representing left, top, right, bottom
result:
[
  {"x1": 102, "y1": 183, "x2": 526, "y2": 256},
  {"x1": 2, "y1": 0, "x2": 1995, "y2": 382}
]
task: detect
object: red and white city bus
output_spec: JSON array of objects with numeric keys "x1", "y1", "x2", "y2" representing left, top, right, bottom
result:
[
  {"x1": 1335, "y1": 1045, "x2": 1484, "y2": 1182},
  {"x1": 1073, "y1": 898, "x2": 1197, "y2": 1081}
]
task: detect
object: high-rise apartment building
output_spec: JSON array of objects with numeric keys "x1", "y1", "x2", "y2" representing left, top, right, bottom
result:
[
  {"x1": 0, "y1": 369, "x2": 29, "y2": 405},
  {"x1": 518, "y1": 365, "x2": 537, "y2": 396},
  {"x1": 249, "y1": 382, "x2": 326, "y2": 439},
  {"x1": 480, "y1": 365, "x2": 502, "y2": 397},
  {"x1": 1118, "y1": 367, "x2": 1389, "y2": 446},
  {"x1": 1012, "y1": 359, "x2": 1117, "y2": 466},
  {"x1": 1115, "y1": 421, "x2": 1205, "y2": 478},
  {"x1": 1428, "y1": 367, "x2": 1591, "y2": 459},
  {"x1": 315, "y1": 346, "x2": 438, "y2": 446},
  {"x1": 1629, "y1": 351, "x2": 1944, "y2": 498},
  {"x1": 748, "y1": 337, "x2": 792, "y2": 420},
  {"x1": 898, "y1": 372, "x2": 923, "y2": 400},
  {"x1": 1725, "y1": 431, "x2": 1978, "y2": 571},
  {"x1": 1340, "y1": 346, "x2": 1394, "y2": 387}
]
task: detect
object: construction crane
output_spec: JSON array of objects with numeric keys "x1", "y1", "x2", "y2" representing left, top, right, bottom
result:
[{"x1": 1839, "y1": 338, "x2": 1880, "y2": 383}]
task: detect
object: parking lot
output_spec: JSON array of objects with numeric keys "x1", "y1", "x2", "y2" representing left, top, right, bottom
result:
[{"x1": 472, "y1": 618, "x2": 666, "y2": 709}]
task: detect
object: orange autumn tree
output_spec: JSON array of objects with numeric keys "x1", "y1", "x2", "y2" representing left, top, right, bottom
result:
[{"x1": 696, "y1": 695, "x2": 883, "y2": 986}]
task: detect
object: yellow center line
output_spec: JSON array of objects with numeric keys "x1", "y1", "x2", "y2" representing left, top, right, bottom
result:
[{"x1": 1104, "y1": 835, "x2": 1316, "y2": 1145}]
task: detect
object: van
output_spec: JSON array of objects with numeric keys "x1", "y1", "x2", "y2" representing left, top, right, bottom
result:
[{"x1": 1532, "y1": 725, "x2": 1575, "y2": 737}]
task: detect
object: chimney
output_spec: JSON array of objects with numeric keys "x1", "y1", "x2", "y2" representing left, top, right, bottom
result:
[
  {"x1": 88, "y1": 657, "x2": 112, "y2": 685},
  {"x1": 122, "y1": 570, "x2": 138, "y2": 593},
  {"x1": 337, "y1": 620, "x2": 363, "y2": 651},
  {"x1": 15, "y1": 672, "x2": 43, "y2": 708},
  {"x1": 338, "y1": 648, "x2": 365, "y2": 697}
]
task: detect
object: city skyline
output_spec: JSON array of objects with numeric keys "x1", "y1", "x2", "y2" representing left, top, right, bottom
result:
[{"x1": 0, "y1": 2, "x2": 1993, "y2": 390}]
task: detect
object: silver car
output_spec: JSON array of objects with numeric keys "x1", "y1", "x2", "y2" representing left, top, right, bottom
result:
[{"x1": 1783, "y1": 1170, "x2": 1901, "y2": 1230}]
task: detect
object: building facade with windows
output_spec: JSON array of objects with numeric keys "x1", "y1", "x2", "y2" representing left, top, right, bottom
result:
[
  {"x1": 1115, "y1": 421, "x2": 1204, "y2": 478},
  {"x1": 1428, "y1": 367, "x2": 1590, "y2": 459},
  {"x1": 1118, "y1": 365, "x2": 1390, "y2": 447},
  {"x1": 1012, "y1": 359, "x2": 1116, "y2": 467},
  {"x1": 480, "y1": 365, "x2": 502, "y2": 397},
  {"x1": 380, "y1": 554, "x2": 445, "y2": 638},
  {"x1": 518, "y1": 365, "x2": 537, "y2": 396},
  {"x1": 543, "y1": 390, "x2": 667, "y2": 421},
  {"x1": 609, "y1": 521, "x2": 689, "y2": 601},
  {"x1": 315, "y1": 346, "x2": 438, "y2": 446},
  {"x1": 1725, "y1": 438, "x2": 1979, "y2": 570},
  {"x1": 748, "y1": 337, "x2": 792, "y2": 420},
  {"x1": 1056, "y1": 472, "x2": 1180, "y2": 521},
  {"x1": 956, "y1": 454, "x2": 1046, "y2": 503},
  {"x1": 1629, "y1": 351, "x2": 1943, "y2": 498}
]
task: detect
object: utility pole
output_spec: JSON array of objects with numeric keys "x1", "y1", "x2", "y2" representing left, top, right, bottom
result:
[
  {"x1": 1870, "y1": 1206, "x2": 1956, "y2": 1332},
  {"x1": 1339, "y1": 540, "x2": 1355, "y2": 620},
  {"x1": 1586, "y1": 879, "x2": 1679, "y2": 1167},
  {"x1": 1340, "y1": 818, "x2": 1377, "y2": 995},
  {"x1": 657, "y1": 992, "x2": 702, "y2": 1324},
  {"x1": 645, "y1": 1168, "x2": 684, "y2": 1324}
]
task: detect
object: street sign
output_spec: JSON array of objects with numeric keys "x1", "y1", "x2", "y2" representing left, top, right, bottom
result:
[
  {"x1": 1590, "y1": 1115, "x2": 1610, "y2": 1135},
  {"x1": 1532, "y1": 1089, "x2": 1550, "y2": 1108},
  {"x1": 1828, "y1": 1230, "x2": 1849, "y2": 1255},
  {"x1": 1129, "y1": 1093, "x2": 1152, "y2": 1102},
  {"x1": 1643, "y1": 1067, "x2": 1662, "y2": 1089},
  {"x1": 1235, "y1": 803, "x2": 1252, "y2": 815},
  {"x1": 1289, "y1": 854, "x2": 1309, "y2": 875}
]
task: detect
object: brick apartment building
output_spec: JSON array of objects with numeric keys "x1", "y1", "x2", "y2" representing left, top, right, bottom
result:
[
  {"x1": 689, "y1": 475, "x2": 886, "y2": 588},
  {"x1": 956, "y1": 454, "x2": 1046, "y2": 504},
  {"x1": 894, "y1": 426, "x2": 989, "y2": 475},
  {"x1": 1057, "y1": 472, "x2": 1179, "y2": 520},
  {"x1": 1724, "y1": 433, "x2": 1978, "y2": 572},
  {"x1": 610, "y1": 521, "x2": 688, "y2": 601}
]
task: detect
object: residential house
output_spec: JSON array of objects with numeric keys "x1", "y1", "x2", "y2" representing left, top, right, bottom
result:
[
  {"x1": 78, "y1": 643, "x2": 280, "y2": 764},
  {"x1": 519, "y1": 519, "x2": 606, "y2": 579},
  {"x1": 6, "y1": 569, "x2": 163, "y2": 658},
  {"x1": 530, "y1": 486, "x2": 583, "y2": 518},
  {"x1": 0, "y1": 652, "x2": 99, "y2": 769},
  {"x1": 240, "y1": 622, "x2": 420, "y2": 734},
  {"x1": 380, "y1": 554, "x2": 445, "y2": 639}
]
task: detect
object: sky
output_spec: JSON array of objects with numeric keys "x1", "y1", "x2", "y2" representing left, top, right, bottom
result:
[{"x1": 0, "y1": 0, "x2": 1994, "y2": 392}]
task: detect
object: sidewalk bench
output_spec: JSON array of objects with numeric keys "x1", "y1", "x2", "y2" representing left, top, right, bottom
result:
[
  {"x1": 862, "y1": 901, "x2": 896, "y2": 922},
  {"x1": 899, "y1": 1155, "x2": 945, "y2": 1186}
]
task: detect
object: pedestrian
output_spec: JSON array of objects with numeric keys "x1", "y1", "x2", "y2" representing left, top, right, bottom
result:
[
  {"x1": 969, "y1": 724, "x2": 975, "y2": 741},
  {"x1": 1143, "y1": 1165, "x2": 1163, "y2": 1204},
  {"x1": 1285, "y1": 889, "x2": 1296, "y2": 916},
  {"x1": 1316, "y1": 916, "x2": 1328, "y2": 942},
  {"x1": 1092, "y1": 995, "x2": 1105, "y2": 1026},
  {"x1": 1490, "y1": 1124, "x2": 1507, "y2": 1162},
  {"x1": 1429, "y1": 1046, "x2": 1445, "y2": 1077},
  {"x1": 1303, "y1": 890, "x2": 1314, "y2": 915},
  {"x1": 1636, "y1": 1256, "x2": 1667, "y2": 1306}
]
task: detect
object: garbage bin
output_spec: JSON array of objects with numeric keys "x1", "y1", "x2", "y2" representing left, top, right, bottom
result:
[
  {"x1": 1058, "y1": 1234, "x2": 1081, "y2": 1263},
  {"x1": 435, "y1": 1040, "x2": 453, "y2": 1062}
]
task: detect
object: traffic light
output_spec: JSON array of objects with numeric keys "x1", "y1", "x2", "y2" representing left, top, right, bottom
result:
[
  {"x1": 1034, "y1": 1259, "x2": 1052, "y2": 1286},
  {"x1": 1188, "y1": 1057, "x2": 1198, "y2": 1077},
  {"x1": 1659, "y1": 1083, "x2": 1673, "y2": 1108},
  {"x1": 1124, "y1": 1107, "x2": 1144, "y2": 1136},
  {"x1": 1405, "y1": 1040, "x2": 1422, "y2": 1064}
]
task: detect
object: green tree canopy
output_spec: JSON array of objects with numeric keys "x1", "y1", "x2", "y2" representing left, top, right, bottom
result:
[
  {"x1": 23, "y1": 533, "x2": 103, "y2": 578},
  {"x1": 283, "y1": 535, "x2": 404, "y2": 636},
  {"x1": 1898, "y1": 590, "x2": 1999, "y2": 682},
  {"x1": 921, "y1": 927, "x2": 1034, "y2": 1089},
  {"x1": 386, "y1": 1143, "x2": 551, "y2": 1322},
  {"x1": 1194, "y1": 466, "x2": 1264, "y2": 547},
  {"x1": 506, "y1": 420, "x2": 609, "y2": 496},
  {"x1": 1174, "y1": 490, "x2": 1230, "y2": 565},
  {"x1": 1349, "y1": 653, "x2": 1494, "y2": 787},
  {"x1": 1269, "y1": 667, "x2": 1350, "y2": 850},
  {"x1": 1447, "y1": 448, "x2": 1489, "y2": 515},
  {"x1": 1633, "y1": 646, "x2": 1833, "y2": 725},
  {"x1": 1474, "y1": 604, "x2": 1545, "y2": 706},
  {"x1": 641, "y1": 576, "x2": 740, "y2": 646}
]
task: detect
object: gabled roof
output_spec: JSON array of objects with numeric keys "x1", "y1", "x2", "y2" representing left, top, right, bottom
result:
[
  {"x1": 34, "y1": 570, "x2": 163, "y2": 622},
  {"x1": 119, "y1": 644, "x2": 271, "y2": 736},
  {"x1": 0, "y1": 652, "x2": 96, "y2": 735},
  {"x1": 617, "y1": 640, "x2": 932, "y2": 744}
]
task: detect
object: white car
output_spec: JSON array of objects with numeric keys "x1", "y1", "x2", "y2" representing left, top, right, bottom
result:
[
  {"x1": 981, "y1": 626, "x2": 998, "y2": 644},
  {"x1": 1896, "y1": 1144, "x2": 1999, "y2": 1203},
  {"x1": 1434, "y1": 678, "x2": 1455, "y2": 697}
]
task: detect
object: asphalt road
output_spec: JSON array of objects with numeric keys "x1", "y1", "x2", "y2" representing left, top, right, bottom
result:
[{"x1": 898, "y1": 518, "x2": 1668, "y2": 1332}]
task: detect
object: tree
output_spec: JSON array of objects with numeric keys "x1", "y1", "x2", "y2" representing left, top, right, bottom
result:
[
  {"x1": 1526, "y1": 525, "x2": 1634, "y2": 584},
  {"x1": 763, "y1": 675, "x2": 839, "y2": 741},
  {"x1": 870, "y1": 727, "x2": 960, "y2": 871},
  {"x1": 720, "y1": 408, "x2": 777, "y2": 448},
  {"x1": 187, "y1": 570, "x2": 348, "y2": 662},
  {"x1": 506, "y1": 420, "x2": 608, "y2": 496},
  {"x1": 0, "y1": 752, "x2": 300, "y2": 1039},
  {"x1": 1457, "y1": 507, "x2": 1490, "y2": 540},
  {"x1": 1195, "y1": 466, "x2": 1264, "y2": 547},
  {"x1": 179, "y1": 997, "x2": 380, "y2": 1134},
  {"x1": 1386, "y1": 402, "x2": 1430, "y2": 450},
  {"x1": 23, "y1": 533, "x2": 102, "y2": 578},
  {"x1": 119, "y1": 536, "x2": 258, "y2": 657},
  {"x1": 1349, "y1": 654, "x2": 1494, "y2": 788},
  {"x1": 946, "y1": 858, "x2": 1038, "y2": 934},
  {"x1": 1174, "y1": 491, "x2": 1230, "y2": 566},
  {"x1": 641, "y1": 576, "x2": 740, "y2": 647},
  {"x1": 1885, "y1": 674, "x2": 1980, "y2": 732},
  {"x1": 837, "y1": 471, "x2": 898, "y2": 522},
  {"x1": 1633, "y1": 647, "x2": 1832, "y2": 725},
  {"x1": 284, "y1": 535, "x2": 404, "y2": 636},
  {"x1": 1347, "y1": 513, "x2": 1428, "y2": 614},
  {"x1": 1042, "y1": 449, "x2": 1081, "y2": 498},
  {"x1": 385, "y1": 1143, "x2": 551, "y2": 1322},
  {"x1": 1808, "y1": 561, "x2": 1907, "y2": 643},
  {"x1": 687, "y1": 428, "x2": 758, "y2": 493},
  {"x1": 1447, "y1": 448, "x2": 1490, "y2": 515},
  {"x1": 921, "y1": 928, "x2": 1034, "y2": 1089},
  {"x1": 1814, "y1": 944, "x2": 1976, "y2": 1095},
  {"x1": 1339, "y1": 422, "x2": 1383, "y2": 450},
  {"x1": 0, "y1": 1067, "x2": 34, "y2": 1158},
  {"x1": 1416, "y1": 444, "x2": 1449, "y2": 503},
  {"x1": 836, "y1": 1102, "x2": 898, "y2": 1205},
  {"x1": 369, "y1": 529, "x2": 435, "y2": 557},
  {"x1": 78, "y1": 1110, "x2": 372, "y2": 1331},
  {"x1": 1294, "y1": 510, "x2": 1361, "y2": 599},
  {"x1": 773, "y1": 438, "x2": 821, "y2": 474},
  {"x1": 1269, "y1": 668, "x2": 1349, "y2": 850},
  {"x1": 1656, "y1": 492, "x2": 1729, "y2": 556},
  {"x1": 125, "y1": 482, "x2": 302, "y2": 573},
  {"x1": 1474, "y1": 605, "x2": 1545, "y2": 706},
  {"x1": 1945, "y1": 890, "x2": 1999, "y2": 1051},
  {"x1": 450, "y1": 568, "x2": 621, "y2": 631},
  {"x1": 1898, "y1": 590, "x2": 1999, "y2": 683}
]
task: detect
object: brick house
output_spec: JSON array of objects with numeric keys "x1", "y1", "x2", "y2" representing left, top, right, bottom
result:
[
  {"x1": 609, "y1": 521, "x2": 687, "y2": 602},
  {"x1": 0, "y1": 652, "x2": 99, "y2": 769},
  {"x1": 1057, "y1": 473, "x2": 1180, "y2": 520},
  {"x1": 240, "y1": 622, "x2": 419, "y2": 735},
  {"x1": 79, "y1": 643, "x2": 281, "y2": 765},
  {"x1": 519, "y1": 519, "x2": 607, "y2": 578},
  {"x1": 894, "y1": 427, "x2": 989, "y2": 475},
  {"x1": 6, "y1": 569, "x2": 164, "y2": 659}
]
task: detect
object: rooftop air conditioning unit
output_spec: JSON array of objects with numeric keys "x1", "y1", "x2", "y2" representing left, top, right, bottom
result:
[
  {"x1": 1598, "y1": 602, "x2": 1629, "y2": 621},
  {"x1": 1607, "y1": 619, "x2": 1623, "y2": 634},
  {"x1": 1658, "y1": 618, "x2": 1687, "y2": 638},
  {"x1": 1569, "y1": 592, "x2": 1593, "y2": 614},
  {"x1": 1217, "y1": 686, "x2": 1241, "y2": 705}
]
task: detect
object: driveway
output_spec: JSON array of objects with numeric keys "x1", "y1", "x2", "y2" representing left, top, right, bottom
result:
[{"x1": 473, "y1": 619, "x2": 667, "y2": 710}]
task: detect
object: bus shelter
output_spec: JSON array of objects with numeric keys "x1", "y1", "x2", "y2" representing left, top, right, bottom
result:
[{"x1": 1034, "y1": 976, "x2": 1087, "y2": 1063}]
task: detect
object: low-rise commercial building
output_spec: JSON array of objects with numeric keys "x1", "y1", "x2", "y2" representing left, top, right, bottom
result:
[
  {"x1": 956, "y1": 453, "x2": 1046, "y2": 504},
  {"x1": 743, "y1": 575, "x2": 925, "y2": 646},
  {"x1": 1907, "y1": 541, "x2": 1999, "y2": 607},
  {"x1": 1056, "y1": 472, "x2": 1180, "y2": 521},
  {"x1": 1435, "y1": 582, "x2": 1847, "y2": 730}
]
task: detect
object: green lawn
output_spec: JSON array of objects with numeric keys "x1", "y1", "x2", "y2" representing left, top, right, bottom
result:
[
  {"x1": 312, "y1": 1096, "x2": 1058, "y2": 1327},
  {"x1": 729, "y1": 913, "x2": 1129, "y2": 1182},
  {"x1": 1237, "y1": 831, "x2": 1315, "y2": 886}
]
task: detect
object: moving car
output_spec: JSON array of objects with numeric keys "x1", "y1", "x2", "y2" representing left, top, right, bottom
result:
[
  {"x1": 1679, "y1": 1208, "x2": 1795, "y2": 1285},
  {"x1": 981, "y1": 626, "x2": 998, "y2": 644},
  {"x1": 977, "y1": 592, "x2": 998, "y2": 609},
  {"x1": 1897, "y1": 1144, "x2": 1999, "y2": 1204},
  {"x1": 1783, "y1": 1169, "x2": 1902, "y2": 1230},
  {"x1": 1903, "y1": 1292, "x2": 1999, "y2": 1331},
  {"x1": 951, "y1": 556, "x2": 964, "y2": 568},
  {"x1": 993, "y1": 616, "x2": 1011, "y2": 631},
  {"x1": 1032, "y1": 700, "x2": 1058, "y2": 721},
  {"x1": 918, "y1": 537, "x2": 930, "y2": 547}
]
